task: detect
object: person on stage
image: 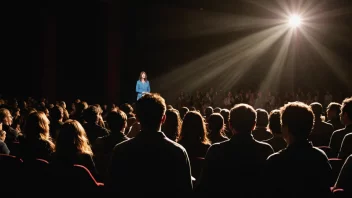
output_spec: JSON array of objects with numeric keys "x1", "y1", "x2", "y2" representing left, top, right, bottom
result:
[{"x1": 136, "y1": 71, "x2": 150, "y2": 100}]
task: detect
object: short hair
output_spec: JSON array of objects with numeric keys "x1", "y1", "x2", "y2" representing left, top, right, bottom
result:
[
  {"x1": 281, "y1": 102, "x2": 314, "y2": 139},
  {"x1": 179, "y1": 107, "x2": 189, "y2": 119},
  {"x1": 106, "y1": 110, "x2": 127, "y2": 132},
  {"x1": 205, "y1": 107, "x2": 213, "y2": 117},
  {"x1": 327, "y1": 102, "x2": 341, "y2": 114},
  {"x1": 220, "y1": 109, "x2": 230, "y2": 124},
  {"x1": 213, "y1": 107, "x2": 222, "y2": 113},
  {"x1": 256, "y1": 108, "x2": 269, "y2": 127},
  {"x1": 120, "y1": 103, "x2": 134, "y2": 114},
  {"x1": 341, "y1": 97, "x2": 352, "y2": 120},
  {"x1": 229, "y1": 104, "x2": 256, "y2": 133},
  {"x1": 136, "y1": 93, "x2": 166, "y2": 130},
  {"x1": 83, "y1": 105, "x2": 100, "y2": 123},
  {"x1": 166, "y1": 105, "x2": 173, "y2": 110},
  {"x1": 310, "y1": 102, "x2": 323, "y2": 117},
  {"x1": 269, "y1": 110, "x2": 281, "y2": 134},
  {"x1": 50, "y1": 105, "x2": 63, "y2": 121}
]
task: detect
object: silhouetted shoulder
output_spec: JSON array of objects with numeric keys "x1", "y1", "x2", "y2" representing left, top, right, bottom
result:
[
  {"x1": 112, "y1": 138, "x2": 134, "y2": 153},
  {"x1": 313, "y1": 146, "x2": 330, "y2": 160},
  {"x1": 332, "y1": 127, "x2": 346, "y2": 135},
  {"x1": 254, "y1": 138, "x2": 274, "y2": 152},
  {"x1": 267, "y1": 149, "x2": 284, "y2": 161},
  {"x1": 205, "y1": 139, "x2": 230, "y2": 157}
]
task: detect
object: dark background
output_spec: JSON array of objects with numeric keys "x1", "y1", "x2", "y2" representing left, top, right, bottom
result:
[{"x1": 2, "y1": 0, "x2": 352, "y2": 104}]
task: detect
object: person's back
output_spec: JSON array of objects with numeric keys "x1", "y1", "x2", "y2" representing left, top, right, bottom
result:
[
  {"x1": 197, "y1": 104, "x2": 273, "y2": 195},
  {"x1": 106, "y1": 93, "x2": 193, "y2": 192},
  {"x1": 338, "y1": 132, "x2": 352, "y2": 159},
  {"x1": 329, "y1": 97, "x2": 352, "y2": 157},
  {"x1": 309, "y1": 103, "x2": 334, "y2": 146},
  {"x1": 310, "y1": 120, "x2": 334, "y2": 146},
  {"x1": 335, "y1": 154, "x2": 352, "y2": 195},
  {"x1": 266, "y1": 102, "x2": 332, "y2": 197},
  {"x1": 267, "y1": 143, "x2": 332, "y2": 196}
]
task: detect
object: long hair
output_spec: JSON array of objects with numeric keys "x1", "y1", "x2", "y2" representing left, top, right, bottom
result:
[
  {"x1": 162, "y1": 109, "x2": 182, "y2": 141},
  {"x1": 24, "y1": 111, "x2": 55, "y2": 150},
  {"x1": 139, "y1": 71, "x2": 148, "y2": 81},
  {"x1": 179, "y1": 111, "x2": 210, "y2": 145},
  {"x1": 208, "y1": 113, "x2": 227, "y2": 138},
  {"x1": 55, "y1": 119, "x2": 93, "y2": 156}
]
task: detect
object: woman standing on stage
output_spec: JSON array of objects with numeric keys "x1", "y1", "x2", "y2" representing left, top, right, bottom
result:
[{"x1": 136, "y1": 71, "x2": 150, "y2": 100}]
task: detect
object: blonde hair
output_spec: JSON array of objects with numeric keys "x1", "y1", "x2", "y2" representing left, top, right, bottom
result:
[
  {"x1": 24, "y1": 111, "x2": 55, "y2": 150},
  {"x1": 55, "y1": 119, "x2": 93, "y2": 156}
]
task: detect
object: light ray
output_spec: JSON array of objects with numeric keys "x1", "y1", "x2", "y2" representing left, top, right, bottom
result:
[
  {"x1": 299, "y1": 28, "x2": 350, "y2": 86},
  {"x1": 257, "y1": 29, "x2": 293, "y2": 95},
  {"x1": 153, "y1": 24, "x2": 288, "y2": 98}
]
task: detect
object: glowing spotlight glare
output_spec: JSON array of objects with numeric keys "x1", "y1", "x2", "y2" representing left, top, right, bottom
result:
[{"x1": 288, "y1": 14, "x2": 301, "y2": 28}]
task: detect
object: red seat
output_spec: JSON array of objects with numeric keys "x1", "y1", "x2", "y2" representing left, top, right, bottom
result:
[
  {"x1": 50, "y1": 164, "x2": 103, "y2": 192},
  {"x1": 333, "y1": 188, "x2": 347, "y2": 198}
]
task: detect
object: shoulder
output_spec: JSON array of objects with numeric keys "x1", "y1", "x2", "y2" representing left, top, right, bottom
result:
[
  {"x1": 322, "y1": 121, "x2": 334, "y2": 128},
  {"x1": 267, "y1": 149, "x2": 284, "y2": 161},
  {"x1": 331, "y1": 128, "x2": 346, "y2": 137},
  {"x1": 342, "y1": 133, "x2": 352, "y2": 142},
  {"x1": 313, "y1": 146, "x2": 329, "y2": 159},
  {"x1": 207, "y1": 140, "x2": 230, "y2": 154},
  {"x1": 163, "y1": 136, "x2": 189, "y2": 156},
  {"x1": 254, "y1": 138, "x2": 274, "y2": 151}
]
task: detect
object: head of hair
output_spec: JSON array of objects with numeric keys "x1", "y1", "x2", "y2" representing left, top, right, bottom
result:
[
  {"x1": 179, "y1": 111, "x2": 210, "y2": 144},
  {"x1": 50, "y1": 105, "x2": 63, "y2": 121},
  {"x1": 213, "y1": 107, "x2": 222, "y2": 113},
  {"x1": 220, "y1": 109, "x2": 230, "y2": 124},
  {"x1": 139, "y1": 71, "x2": 148, "y2": 81},
  {"x1": 162, "y1": 109, "x2": 182, "y2": 141},
  {"x1": 179, "y1": 107, "x2": 189, "y2": 119},
  {"x1": 327, "y1": 102, "x2": 341, "y2": 115},
  {"x1": 341, "y1": 97, "x2": 352, "y2": 121},
  {"x1": 24, "y1": 111, "x2": 55, "y2": 150},
  {"x1": 106, "y1": 110, "x2": 127, "y2": 132},
  {"x1": 205, "y1": 106, "x2": 214, "y2": 117},
  {"x1": 229, "y1": 104, "x2": 256, "y2": 134},
  {"x1": 310, "y1": 102, "x2": 323, "y2": 118},
  {"x1": 83, "y1": 105, "x2": 100, "y2": 123},
  {"x1": 281, "y1": 102, "x2": 315, "y2": 140},
  {"x1": 120, "y1": 103, "x2": 134, "y2": 116},
  {"x1": 55, "y1": 119, "x2": 93, "y2": 156},
  {"x1": 0, "y1": 108, "x2": 10, "y2": 124},
  {"x1": 136, "y1": 93, "x2": 166, "y2": 131},
  {"x1": 269, "y1": 109, "x2": 281, "y2": 134},
  {"x1": 208, "y1": 113, "x2": 226, "y2": 137},
  {"x1": 256, "y1": 108, "x2": 269, "y2": 127}
]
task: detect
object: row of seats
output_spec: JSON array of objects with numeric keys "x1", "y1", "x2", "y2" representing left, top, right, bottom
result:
[{"x1": 0, "y1": 154, "x2": 104, "y2": 192}]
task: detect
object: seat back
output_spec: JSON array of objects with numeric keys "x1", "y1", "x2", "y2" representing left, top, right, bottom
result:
[
  {"x1": 50, "y1": 164, "x2": 103, "y2": 192},
  {"x1": 318, "y1": 146, "x2": 334, "y2": 158},
  {"x1": 0, "y1": 154, "x2": 23, "y2": 191},
  {"x1": 22, "y1": 158, "x2": 51, "y2": 189},
  {"x1": 329, "y1": 158, "x2": 344, "y2": 185}
]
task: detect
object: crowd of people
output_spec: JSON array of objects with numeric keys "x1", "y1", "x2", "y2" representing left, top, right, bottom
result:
[{"x1": 0, "y1": 92, "x2": 351, "y2": 196}]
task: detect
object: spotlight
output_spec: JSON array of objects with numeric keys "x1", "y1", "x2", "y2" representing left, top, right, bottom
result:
[{"x1": 288, "y1": 14, "x2": 301, "y2": 28}]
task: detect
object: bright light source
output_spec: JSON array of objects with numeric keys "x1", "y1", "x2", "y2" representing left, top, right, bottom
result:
[{"x1": 288, "y1": 14, "x2": 301, "y2": 28}]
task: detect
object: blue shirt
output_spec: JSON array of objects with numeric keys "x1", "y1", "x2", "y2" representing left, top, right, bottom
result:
[{"x1": 136, "y1": 80, "x2": 150, "y2": 100}]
